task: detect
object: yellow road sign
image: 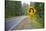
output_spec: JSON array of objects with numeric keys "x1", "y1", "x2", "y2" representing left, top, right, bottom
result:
[{"x1": 27, "y1": 7, "x2": 36, "y2": 19}]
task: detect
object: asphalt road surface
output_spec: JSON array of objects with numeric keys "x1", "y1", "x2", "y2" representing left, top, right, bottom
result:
[{"x1": 5, "y1": 16, "x2": 39, "y2": 31}]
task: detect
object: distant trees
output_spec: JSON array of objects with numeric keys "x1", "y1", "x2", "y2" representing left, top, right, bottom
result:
[
  {"x1": 34, "y1": 2, "x2": 44, "y2": 23},
  {"x1": 5, "y1": 1, "x2": 22, "y2": 18},
  {"x1": 34, "y1": 2, "x2": 44, "y2": 18},
  {"x1": 34, "y1": 2, "x2": 44, "y2": 27},
  {"x1": 5, "y1": 1, "x2": 29, "y2": 18},
  {"x1": 22, "y1": 3, "x2": 28, "y2": 15}
]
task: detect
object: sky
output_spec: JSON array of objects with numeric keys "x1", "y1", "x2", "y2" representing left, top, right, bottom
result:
[{"x1": 21, "y1": 0, "x2": 30, "y2": 5}]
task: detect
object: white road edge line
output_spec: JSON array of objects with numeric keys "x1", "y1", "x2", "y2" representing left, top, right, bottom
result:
[{"x1": 9, "y1": 16, "x2": 27, "y2": 30}]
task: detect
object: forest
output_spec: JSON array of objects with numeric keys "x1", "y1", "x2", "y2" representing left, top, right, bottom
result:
[{"x1": 5, "y1": 1, "x2": 44, "y2": 28}]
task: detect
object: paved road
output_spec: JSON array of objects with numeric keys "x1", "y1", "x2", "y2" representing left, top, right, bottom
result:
[
  {"x1": 6, "y1": 16, "x2": 40, "y2": 31},
  {"x1": 6, "y1": 16, "x2": 29, "y2": 31}
]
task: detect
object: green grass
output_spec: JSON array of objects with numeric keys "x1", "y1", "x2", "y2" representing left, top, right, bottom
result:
[{"x1": 31, "y1": 14, "x2": 44, "y2": 28}]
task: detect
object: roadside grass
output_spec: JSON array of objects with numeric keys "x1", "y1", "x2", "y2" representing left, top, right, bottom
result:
[{"x1": 30, "y1": 14, "x2": 44, "y2": 28}]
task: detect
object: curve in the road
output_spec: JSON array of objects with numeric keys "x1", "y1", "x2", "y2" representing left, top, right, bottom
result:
[{"x1": 9, "y1": 16, "x2": 27, "y2": 30}]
